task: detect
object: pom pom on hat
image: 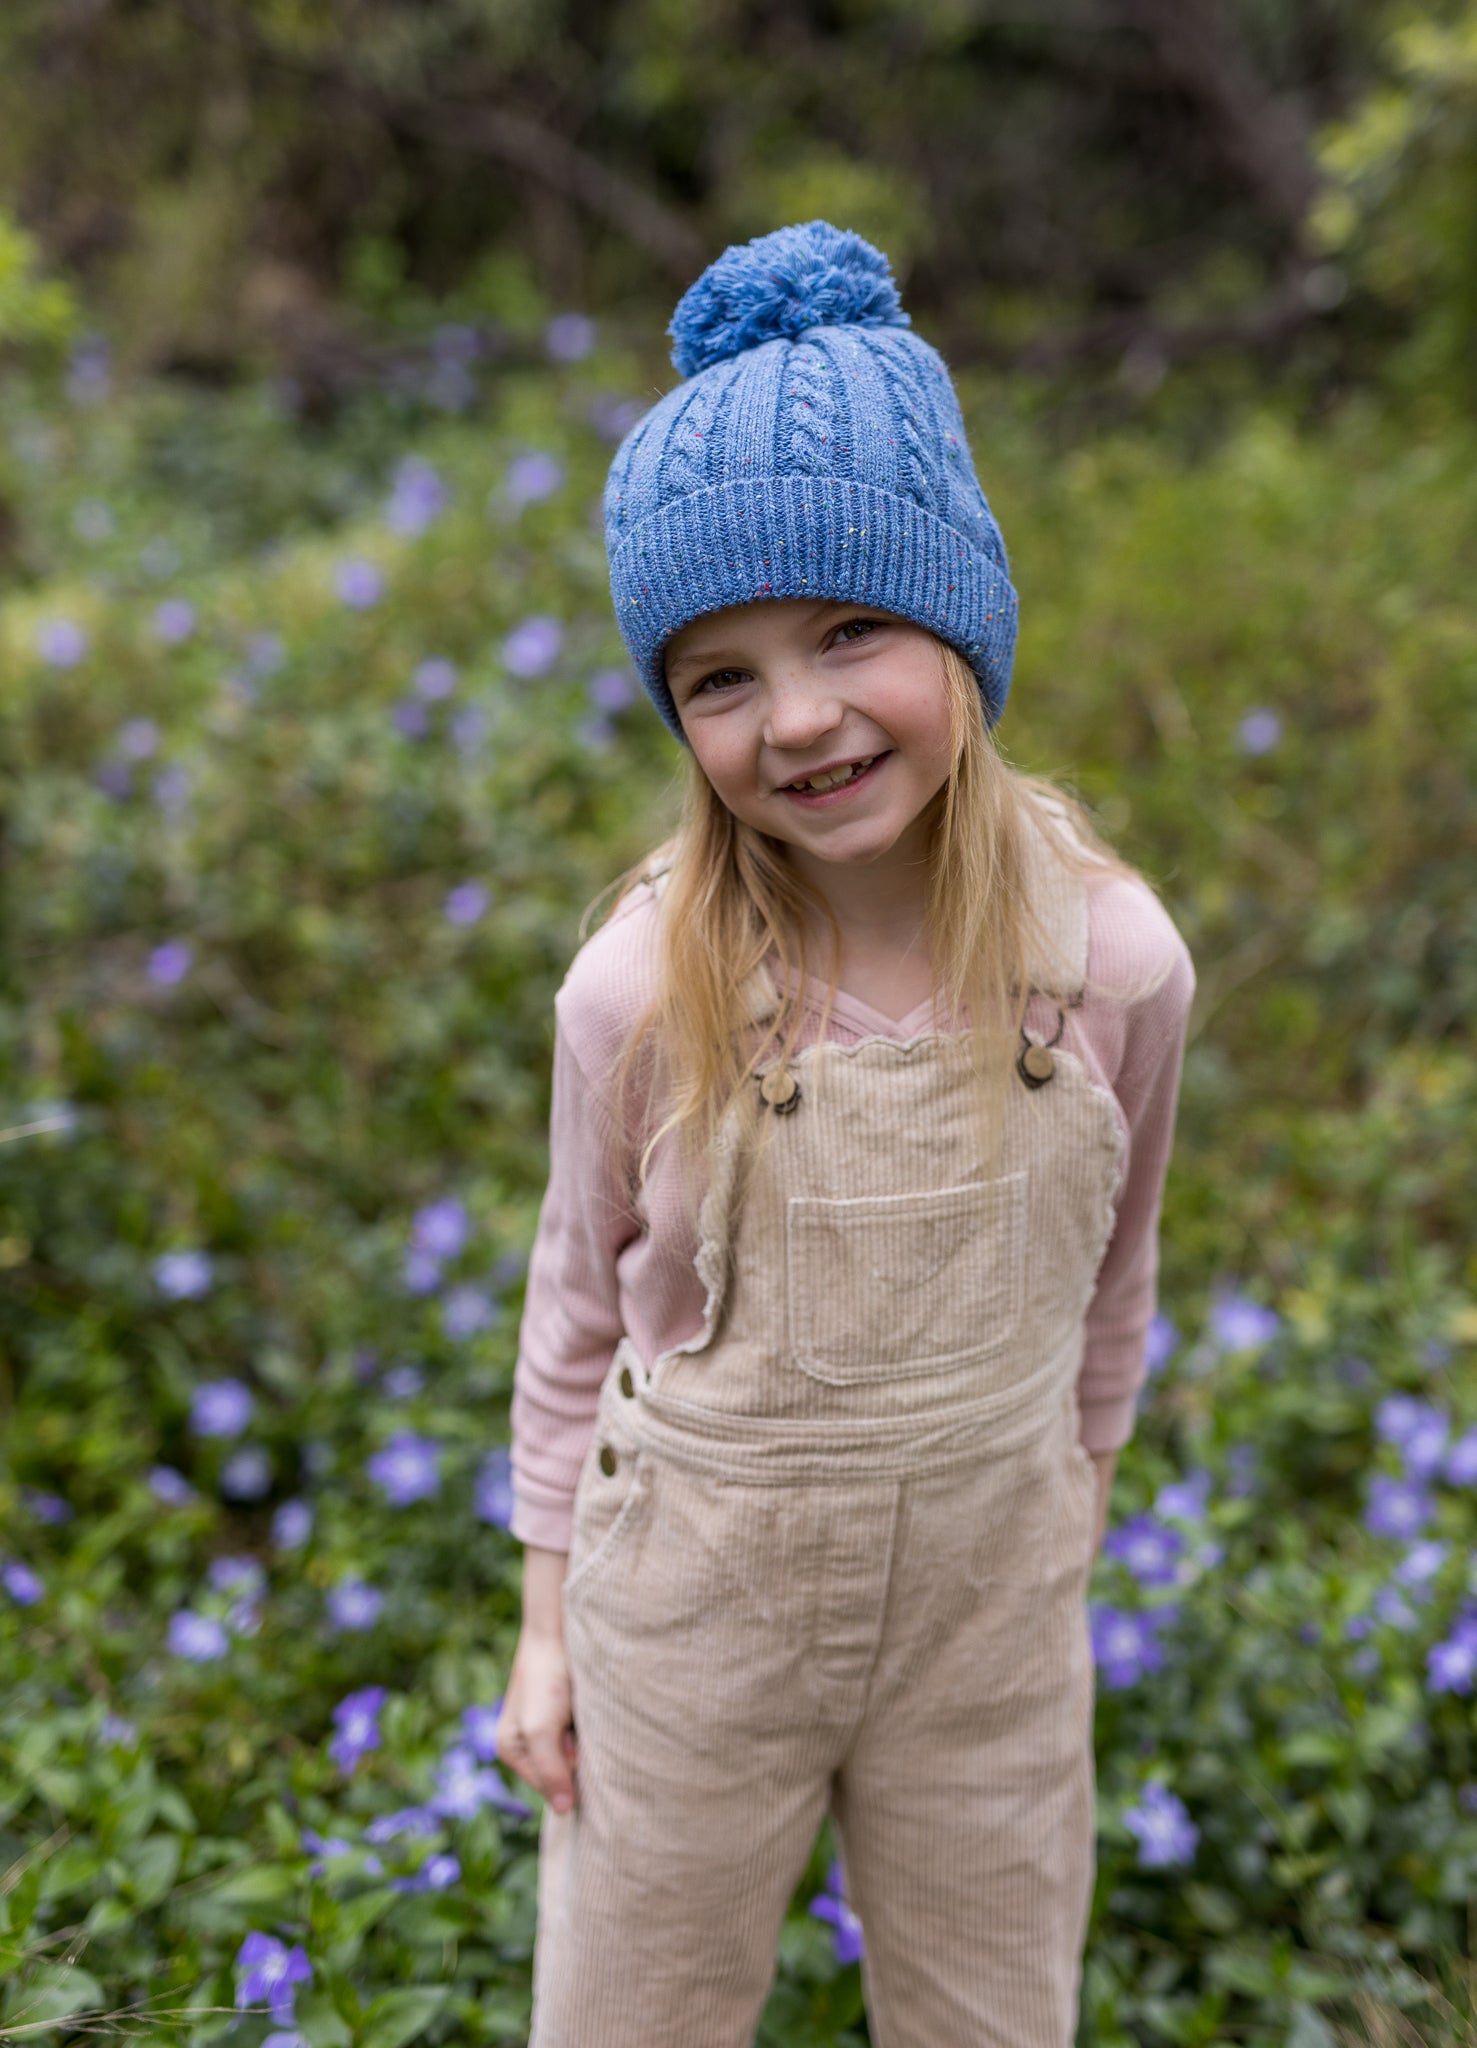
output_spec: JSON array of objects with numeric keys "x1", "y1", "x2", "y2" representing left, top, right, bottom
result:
[{"x1": 667, "y1": 219, "x2": 911, "y2": 377}]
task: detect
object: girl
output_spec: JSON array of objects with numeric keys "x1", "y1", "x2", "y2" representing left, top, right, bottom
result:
[{"x1": 498, "y1": 221, "x2": 1195, "y2": 2048}]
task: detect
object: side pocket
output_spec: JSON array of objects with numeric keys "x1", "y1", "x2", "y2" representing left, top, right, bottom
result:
[{"x1": 561, "y1": 1442, "x2": 651, "y2": 1614}]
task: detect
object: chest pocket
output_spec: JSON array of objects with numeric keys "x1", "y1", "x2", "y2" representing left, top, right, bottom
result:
[{"x1": 786, "y1": 1171, "x2": 1027, "y2": 1384}]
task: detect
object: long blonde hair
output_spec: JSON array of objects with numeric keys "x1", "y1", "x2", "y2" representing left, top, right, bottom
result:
[{"x1": 597, "y1": 637, "x2": 1152, "y2": 1194}]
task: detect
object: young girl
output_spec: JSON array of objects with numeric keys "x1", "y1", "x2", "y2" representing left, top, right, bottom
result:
[{"x1": 498, "y1": 220, "x2": 1195, "y2": 2048}]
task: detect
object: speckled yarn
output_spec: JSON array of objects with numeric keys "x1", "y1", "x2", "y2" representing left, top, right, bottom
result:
[{"x1": 603, "y1": 220, "x2": 1020, "y2": 742}]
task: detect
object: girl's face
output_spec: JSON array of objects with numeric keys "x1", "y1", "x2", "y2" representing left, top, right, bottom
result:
[{"x1": 667, "y1": 600, "x2": 955, "y2": 878}]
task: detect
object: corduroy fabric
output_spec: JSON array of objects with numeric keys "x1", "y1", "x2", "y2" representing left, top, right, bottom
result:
[
  {"x1": 603, "y1": 229, "x2": 1020, "y2": 740},
  {"x1": 528, "y1": 813, "x2": 1119, "y2": 2047}
]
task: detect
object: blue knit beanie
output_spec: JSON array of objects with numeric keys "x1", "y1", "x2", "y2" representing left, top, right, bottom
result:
[{"x1": 603, "y1": 219, "x2": 1019, "y2": 743}]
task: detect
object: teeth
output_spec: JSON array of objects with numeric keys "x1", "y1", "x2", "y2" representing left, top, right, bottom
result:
[{"x1": 789, "y1": 755, "x2": 875, "y2": 792}]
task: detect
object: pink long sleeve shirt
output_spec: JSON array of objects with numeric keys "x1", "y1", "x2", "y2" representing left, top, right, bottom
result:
[{"x1": 509, "y1": 866, "x2": 1196, "y2": 1552}]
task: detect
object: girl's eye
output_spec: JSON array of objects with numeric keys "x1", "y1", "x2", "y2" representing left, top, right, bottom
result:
[
  {"x1": 833, "y1": 617, "x2": 883, "y2": 644},
  {"x1": 696, "y1": 667, "x2": 749, "y2": 694}
]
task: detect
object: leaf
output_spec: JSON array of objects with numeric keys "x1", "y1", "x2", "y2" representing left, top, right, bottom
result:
[
  {"x1": 358, "y1": 1985, "x2": 450, "y2": 2048},
  {"x1": 200, "y1": 1862, "x2": 299, "y2": 1909},
  {"x1": 1, "y1": 1963, "x2": 107, "y2": 2028},
  {"x1": 1287, "y1": 2004, "x2": 1338, "y2": 2048},
  {"x1": 128, "y1": 1833, "x2": 183, "y2": 1909}
]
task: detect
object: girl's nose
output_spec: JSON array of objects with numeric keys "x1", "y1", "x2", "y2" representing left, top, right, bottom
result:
[{"x1": 762, "y1": 675, "x2": 845, "y2": 750}]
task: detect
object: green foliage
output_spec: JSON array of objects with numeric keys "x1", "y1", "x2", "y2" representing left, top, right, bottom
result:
[
  {"x1": 0, "y1": 322, "x2": 1474, "y2": 2047},
  {"x1": 0, "y1": 208, "x2": 77, "y2": 353}
]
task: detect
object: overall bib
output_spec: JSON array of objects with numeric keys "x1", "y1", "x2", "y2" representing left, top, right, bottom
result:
[{"x1": 530, "y1": 822, "x2": 1127, "y2": 2048}]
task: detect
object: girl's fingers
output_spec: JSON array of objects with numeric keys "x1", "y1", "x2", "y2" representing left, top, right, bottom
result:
[{"x1": 526, "y1": 1723, "x2": 577, "y2": 1813}]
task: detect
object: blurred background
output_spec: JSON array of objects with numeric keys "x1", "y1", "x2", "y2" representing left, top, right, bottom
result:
[{"x1": 0, "y1": 4, "x2": 1475, "y2": 2045}]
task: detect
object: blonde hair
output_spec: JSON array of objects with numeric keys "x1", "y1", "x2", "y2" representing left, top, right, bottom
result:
[{"x1": 595, "y1": 637, "x2": 1154, "y2": 1195}]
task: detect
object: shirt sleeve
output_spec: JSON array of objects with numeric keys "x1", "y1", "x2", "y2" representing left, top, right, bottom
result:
[
  {"x1": 508, "y1": 1004, "x2": 641, "y2": 1551},
  {"x1": 1077, "y1": 922, "x2": 1196, "y2": 1455}
]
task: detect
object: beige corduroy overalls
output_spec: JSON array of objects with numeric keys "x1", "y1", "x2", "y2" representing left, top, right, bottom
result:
[{"x1": 530, "y1": 816, "x2": 1127, "y2": 2048}]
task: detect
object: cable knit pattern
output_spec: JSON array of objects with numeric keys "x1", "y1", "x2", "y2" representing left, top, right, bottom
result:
[
  {"x1": 509, "y1": 864, "x2": 1196, "y2": 1553},
  {"x1": 604, "y1": 220, "x2": 1020, "y2": 740}
]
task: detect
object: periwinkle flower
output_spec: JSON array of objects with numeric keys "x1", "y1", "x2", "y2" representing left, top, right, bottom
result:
[
  {"x1": 1144, "y1": 1312, "x2": 1179, "y2": 1374},
  {"x1": 1236, "y1": 709, "x2": 1281, "y2": 756},
  {"x1": 434, "y1": 322, "x2": 479, "y2": 366},
  {"x1": 118, "y1": 716, "x2": 161, "y2": 759},
  {"x1": 1089, "y1": 1604, "x2": 1171, "y2": 1688},
  {"x1": 391, "y1": 698, "x2": 431, "y2": 740},
  {"x1": 220, "y1": 1446, "x2": 273, "y2": 1501},
  {"x1": 1123, "y1": 1782, "x2": 1199, "y2": 1869},
  {"x1": 22, "y1": 1489, "x2": 73, "y2": 1525},
  {"x1": 588, "y1": 394, "x2": 646, "y2": 443},
  {"x1": 246, "y1": 632, "x2": 285, "y2": 677},
  {"x1": 491, "y1": 1248, "x2": 529, "y2": 1290},
  {"x1": 335, "y1": 558, "x2": 386, "y2": 610},
  {"x1": 208, "y1": 1555, "x2": 266, "y2": 1598},
  {"x1": 808, "y1": 1860, "x2": 864, "y2": 1964},
  {"x1": 328, "y1": 1576, "x2": 384, "y2": 1632},
  {"x1": 576, "y1": 713, "x2": 615, "y2": 753},
  {"x1": 99, "y1": 1712, "x2": 137, "y2": 1746},
  {"x1": 444, "y1": 880, "x2": 490, "y2": 927},
  {"x1": 1365, "y1": 1474, "x2": 1435, "y2": 1541},
  {"x1": 95, "y1": 760, "x2": 132, "y2": 800},
  {"x1": 442, "y1": 1285, "x2": 498, "y2": 1341},
  {"x1": 449, "y1": 703, "x2": 488, "y2": 755},
  {"x1": 588, "y1": 667, "x2": 637, "y2": 714},
  {"x1": 1428, "y1": 1617, "x2": 1477, "y2": 1694},
  {"x1": 272, "y1": 1499, "x2": 313, "y2": 1549},
  {"x1": 1373, "y1": 1583, "x2": 1418, "y2": 1631},
  {"x1": 412, "y1": 657, "x2": 459, "y2": 700},
  {"x1": 168, "y1": 1609, "x2": 229, "y2": 1662},
  {"x1": 413, "y1": 1196, "x2": 470, "y2": 1263},
  {"x1": 37, "y1": 618, "x2": 89, "y2": 667},
  {"x1": 1155, "y1": 1468, "x2": 1212, "y2": 1524},
  {"x1": 1209, "y1": 1291, "x2": 1280, "y2": 1352},
  {"x1": 392, "y1": 1852, "x2": 463, "y2": 1894},
  {"x1": 148, "y1": 940, "x2": 194, "y2": 987},
  {"x1": 234, "y1": 1932, "x2": 312, "y2": 2024},
  {"x1": 475, "y1": 1446, "x2": 515, "y2": 1529},
  {"x1": 364, "y1": 1805, "x2": 440, "y2": 1845},
  {"x1": 545, "y1": 312, "x2": 597, "y2": 362},
  {"x1": 149, "y1": 1465, "x2": 197, "y2": 1506},
  {"x1": 402, "y1": 1247, "x2": 443, "y2": 1295},
  {"x1": 1446, "y1": 1427, "x2": 1477, "y2": 1486},
  {"x1": 154, "y1": 598, "x2": 197, "y2": 645},
  {"x1": 1102, "y1": 1512, "x2": 1185, "y2": 1588},
  {"x1": 154, "y1": 1247, "x2": 212, "y2": 1297},
  {"x1": 382, "y1": 1363, "x2": 424, "y2": 1400},
  {"x1": 1392, "y1": 1540, "x2": 1448, "y2": 1593},
  {"x1": 67, "y1": 335, "x2": 111, "y2": 403},
  {"x1": 367, "y1": 1430, "x2": 442, "y2": 1506},
  {"x1": 462, "y1": 1699, "x2": 503, "y2": 1761},
  {"x1": 301, "y1": 1827, "x2": 382, "y2": 1879},
  {"x1": 427, "y1": 361, "x2": 476, "y2": 413},
  {"x1": 503, "y1": 453, "x2": 563, "y2": 509},
  {"x1": 1421, "y1": 1339, "x2": 1452, "y2": 1370},
  {"x1": 2, "y1": 1561, "x2": 43, "y2": 1606},
  {"x1": 385, "y1": 456, "x2": 448, "y2": 537},
  {"x1": 73, "y1": 498, "x2": 114, "y2": 541},
  {"x1": 431, "y1": 1743, "x2": 508, "y2": 1819},
  {"x1": 329, "y1": 1684, "x2": 388, "y2": 1771},
  {"x1": 502, "y1": 614, "x2": 563, "y2": 677},
  {"x1": 190, "y1": 1376, "x2": 253, "y2": 1436},
  {"x1": 153, "y1": 765, "x2": 192, "y2": 815}
]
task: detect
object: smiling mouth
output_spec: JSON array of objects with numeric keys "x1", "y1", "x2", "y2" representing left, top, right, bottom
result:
[{"x1": 780, "y1": 753, "x2": 883, "y2": 793}]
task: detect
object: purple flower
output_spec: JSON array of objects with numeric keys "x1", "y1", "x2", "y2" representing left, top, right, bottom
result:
[
  {"x1": 430, "y1": 1743, "x2": 510, "y2": 1819},
  {"x1": 1144, "y1": 1312, "x2": 1179, "y2": 1375},
  {"x1": 154, "y1": 598, "x2": 197, "y2": 645},
  {"x1": 99, "y1": 1712, "x2": 138, "y2": 1746},
  {"x1": 73, "y1": 499, "x2": 114, "y2": 541},
  {"x1": 234, "y1": 1932, "x2": 312, "y2": 2024},
  {"x1": 246, "y1": 632, "x2": 285, "y2": 677},
  {"x1": 504, "y1": 453, "x2": 563, "y2": 509},
  {"x1": 587, "y1": 667, "x2": 637, "y2": 714},
  {"x1": 1089, "y1": 1603, "x2": 1172, "y2": 1687},
  {"x1": 329, "y1": 1685, "x2": 388, "y2": 1771},
  {"x1": 1373, "y1": 1583, "x2": 1418, "y2": 1631},
  {"x1": 1364, "y1": 1474, "x2": 1435, "y2": 1541},
  {"x1": 809, "y1": 1859, "x2": 864, "y2": 1964},
  {"x1": 149, "y1": 1465, "x2": 197, "y2": 1506},
  {"x1": 546, "y1": 312, "x2": 597, "y2": 362},
  {"x1": 301, "y1": 1828, "x2": 382, "y2": 1879},
  {"x1": 385, "y1": 456, "x2": 448, "y2": 537},
  {"x1": 335, "y1": 558, "x2": 386, "y2": 610},
  {"x1": 1236, "y1": 709, "x2": 1281, "y2": 756},
  {"x1": 413, "y1": 1196, "x2": 470, "y2": 1263},
  {"x1": 220, "y1": 1446, "x2": 273, "y2": 1501},
  {"x1": 95, "y1": 760, "x2": 132, "y2": 800},
  {"x1": 190, "y1": 1376, "x2": 254, "y2": 1436},
  {"x1": 434, "y1": 322, "x2": 479, "y2": 366},
  {"x1": 209, "y1": 1555, "x2": 266, "y2": 1598},
  {"x1": 491, "y1": 1248, "x2": 528, "y2": 1290},
  {"x1": 444, "y1": 880, "x2": 490, "y2": 927},
  {"x1": 2, "y1": 1561, "x2": 43, "y2": 1606},
  {"x1": 1337, "y1": 1355, "x2": 1375, "y2": 1389},
  {"x1": 427, "y1": 361, "x2": 476, "y2": 413},
  {"x1": 450, "y1": 703, "x2": 489, "y2": 756},
  {"x1": 392, "y1": 1852, "x2": 463, "y2": 1894},
  {"x1": 1427, "y1": 1616, "x2": 1477, "y2": 1695},
  {"x1": 153, "y1": 765, "x2": 192, "y2": 815},
  {"x1": 168, "y1": 1609, "x2": 229, "y2": 1662},
  {"x1": 475, "y1": 1446, "x2": 515, "y2": 1529},
  {"x1": 1394, "y1": 1540, "x2": 1449, "y2": 1592},
  {"x1": 576, "y1": 713, "x2": 615, "y2": 753},
  {"x1": 67, "y1": 335, "x2": 111, "y2": 403},
  {"x1": 391, "y1": 698, "x2": 431, "y2": 740},
  {"x1": 272, "y1": 1499, "x2": 314, "y2": 1549},
  {"x1": 1124, "y1": 1781, "x2": 1199, "y2": 1869},
  {"x1": 1223, "y1": 1442, "x2": 1259, "y2": 1499},
  {"x1": 118, "y1": 717, "x2": 161, "y2": 759},
  {"x1": 402, "y1": 1247, "x2": 443, "y2": 1295},
  {"x1": 1102, "y1": 1512, "x2": 1185, "y2": 1589},
  {"x1": 502, "y1": 614, "x2": 563, "y2": 678},
  {"x1": 1376, "y1": 1395, "x2": 1451, "y2": 1480},
  {"x1": 264, "y1": 2030, "x2": 310, "y2": 2048},
  {"x1": 36, "y1": 617, "x2": 89, "y2": 669},
  {"x1": 1209, "y1": 1291, "x2": 1280, "y2": 1352},
  {"x1": 367, "y1": 1430, "x2": 442, "y2": 1506},
  {"x1": 442, "y1": 1285, "x2": 499, "y2": 1341},
  {"x1": 1154, "y1": 1468, "x2": 1212, "y2": 1524},
  {"x1": 382, "y1": 1363, "x2": 425, "y2": 1401},
  {"x1": 462, "y1": 1699, "x2": 503, "y2": 1760},
  {"x1": 363, "y1": 1805, "x2": 440, "y2": 1844},
  {"x1": 412, "y1": 657, "x2": 459, "y2": 700},
  {"x1": 1446, "y1": 1427, "x2": 1477, "y2": 1486},
  {"x1": 148, "y1": 941, "x2": 194, "y2": 987},
  {"x1": 588, "y1": 394, "x2": 647, "y2": 443},
  {"x1": 1421, "y1": 1339, "x2": 1452, "y2": 1370},
  {"x1": 227, "y1": 1597, "x2": 262, "y2": 1638},
  {"x1": 22, "y1": 1489, "x2": 73, "y2": 1525},
  {"x1": 328, "y1": 1576, "x2": 384, "y2": 1631}
]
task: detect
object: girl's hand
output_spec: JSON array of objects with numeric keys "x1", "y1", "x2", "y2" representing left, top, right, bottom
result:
[{"x1": 498, "y1": 1626, "x2": 579, "y2": 1814}]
